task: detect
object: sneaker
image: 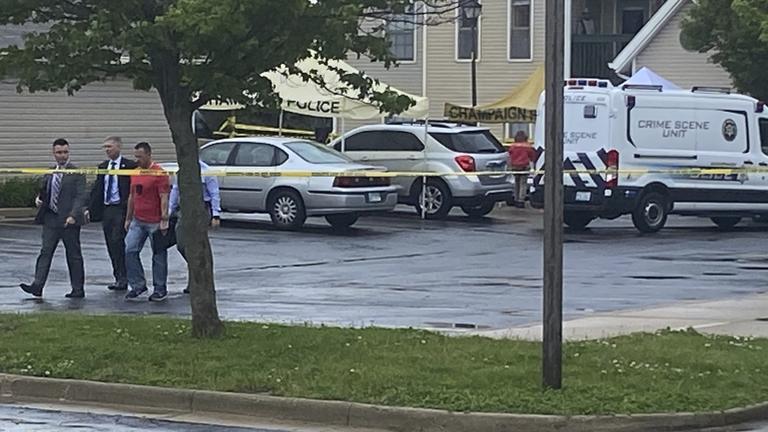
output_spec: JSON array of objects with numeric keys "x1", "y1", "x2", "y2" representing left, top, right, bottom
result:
[
  {"x1": 148, "y1": 291, "x2": 168, "y2": 302},
  {"x1": 125, "y1": 287, "x2": 148, "y2": 301}
]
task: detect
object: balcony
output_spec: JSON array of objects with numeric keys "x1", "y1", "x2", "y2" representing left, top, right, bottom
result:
[{"x1": 571, "y1": 34, "x2": 634, "y2": 81}]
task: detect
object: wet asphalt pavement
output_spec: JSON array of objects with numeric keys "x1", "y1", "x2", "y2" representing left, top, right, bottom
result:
[
  {"x1": 0, "y1": 404, "x2": 766, "y2": 432},
  {"x1": 0, "y1": 404, "x2": 285, "y2": 431},
  {"x1": 1, "y1": 207, "x2": 767, "y2": 330}
]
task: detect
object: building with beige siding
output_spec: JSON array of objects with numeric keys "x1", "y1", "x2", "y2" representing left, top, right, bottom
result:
[
  {"x1": 0, "y1": 25, "x2": 175, "y2": 169},
  {"x1": 608, "y1": 0, "x2": 732, "y2": 89},
  {"x1": 346, "y1": 0, "x2": 735, "y2": 141}
]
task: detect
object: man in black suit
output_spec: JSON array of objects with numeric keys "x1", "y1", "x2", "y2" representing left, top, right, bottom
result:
[
  {"x1": 87, "y1": 136, "x2": 138, "y2": 291},
  {"x1": 20, "y1": 138, "x2": 87, "y2": 298}
]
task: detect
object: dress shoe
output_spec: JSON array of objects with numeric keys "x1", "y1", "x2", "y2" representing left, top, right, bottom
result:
[
  {"x1": 107, "y1": 284, "x2": 128, "y2": 291},
  {"x1": 20, "y1": 283, "x2": 42, "y2": 297},
  {"x1": 65, "y1": 290, "x2": 85, "y2": 299}
]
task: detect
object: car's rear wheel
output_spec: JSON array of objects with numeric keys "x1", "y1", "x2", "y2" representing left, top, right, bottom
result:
[
  {"x1": 413, "y1": 179, "x2": 453, "y2": 219},
  {"x1": 631, "y1": 191, "x2": 669, "y2": 234},
  {"x1": 268, "y1": 189, "x2": 306, "y2": 230},
  {"x1": 564, "y1": 212, "x2": 595, "y2": 230},
  {"x1": 325, "y1": 213, "x2": 359, "y2": 229},
  {"x1": 711, "y1": 216, "x2": 741, "y2": 230},
  {"x1": 461, "y1": 201, "x2": 496, "y2": 218}
]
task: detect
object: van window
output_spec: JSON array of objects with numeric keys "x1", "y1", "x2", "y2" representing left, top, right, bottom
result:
[
  {"x1": 430, "y1": 131, "x2": 505, "y2": 153},
  {"x1": 760, "y1": 119, "x2": 768, "y2": 156},
  {"x1": 564, "y1": 103, "x2": 609, "y2": 149}
]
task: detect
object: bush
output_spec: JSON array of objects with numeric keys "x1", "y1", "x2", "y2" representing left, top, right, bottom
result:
[{"x1": 0, "y1": 177, "x2": 41, "y2": 208}]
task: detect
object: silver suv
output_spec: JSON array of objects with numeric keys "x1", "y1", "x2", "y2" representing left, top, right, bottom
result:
[{"x1": 330, "y1": 122, "x2": 514, "y2": 219}]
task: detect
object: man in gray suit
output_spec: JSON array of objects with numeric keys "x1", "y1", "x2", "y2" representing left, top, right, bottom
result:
[{"x1": 20, "y1": 138, "x2": 87, "y2": 298}]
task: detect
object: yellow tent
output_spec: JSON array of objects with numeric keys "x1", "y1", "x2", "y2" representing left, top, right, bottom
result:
[{"x1": 444, "y1": 65, "x2": 543, "y2": 123}]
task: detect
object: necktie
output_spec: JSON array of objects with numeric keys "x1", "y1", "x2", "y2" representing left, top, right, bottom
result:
[
  {"x1": 50, "y1": 169, "x2": 62, "y2": 213},
  {"x1": 106, "y1": 161, "x2": 117, "y2": 204}
]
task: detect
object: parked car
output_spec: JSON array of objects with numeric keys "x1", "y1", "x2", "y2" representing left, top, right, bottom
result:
[
  {"x1": 329, "y1": 122, "x2": 515, "y2": 219},
  {"x1": 169, "y1": 137, "x2": 398, "y2": 230}
]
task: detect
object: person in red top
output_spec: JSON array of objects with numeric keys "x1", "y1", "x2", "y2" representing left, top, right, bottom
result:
[
  {"x1": 508, "y1": 131, "x2": 536, "y2": 208},
  {"x1": 123, "y1": 142, "x2": 171, "y2": 302}
]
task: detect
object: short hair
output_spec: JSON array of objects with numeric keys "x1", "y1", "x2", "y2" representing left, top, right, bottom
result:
[
  {"x1": 52, "y1": 138, "x2": 69, "y2": 147},
  {"x1": 134, "y1": 141, "x2": 152, "y2": 154},
  {"x1": 514, "y1": 130, "x2": 529, "y2": 142},
  {"x1": 104, "y1": 136, "x2": 123, "y2": 147}
]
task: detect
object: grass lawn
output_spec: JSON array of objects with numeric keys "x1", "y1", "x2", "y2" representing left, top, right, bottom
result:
[{"x1": 0, "y1": 313, "x2": 765, "y2": 415}]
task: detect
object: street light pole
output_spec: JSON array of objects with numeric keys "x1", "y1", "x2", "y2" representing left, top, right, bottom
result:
[
  {"x1": 470, "y1": 20, "x2": 478, "y2": 107},
  {"x1": 462, "y1": 0, "x2": 482, "y2": 108},
  {"x1": 543, "y1": 0, "x2": 565, "y2": 389}
]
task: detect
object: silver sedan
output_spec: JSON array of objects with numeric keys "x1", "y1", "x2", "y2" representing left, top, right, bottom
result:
[{"x1": 193, "y1": 137, "x2": 398, "y2": 230}]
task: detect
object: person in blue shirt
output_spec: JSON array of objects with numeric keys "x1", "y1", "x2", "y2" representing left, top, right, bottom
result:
[{"x1": 168, "y1": 160, "x2": 221, "y2": 294}]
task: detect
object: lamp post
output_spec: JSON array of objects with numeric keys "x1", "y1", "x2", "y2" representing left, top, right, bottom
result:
[{"x1": 463, "y1": 0, "x2": 482, "y2": 107}]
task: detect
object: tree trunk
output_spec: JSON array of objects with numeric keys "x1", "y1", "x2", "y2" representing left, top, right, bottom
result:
[{"x1": 154, "y1": 58, "x2": 224, "y2": 338}]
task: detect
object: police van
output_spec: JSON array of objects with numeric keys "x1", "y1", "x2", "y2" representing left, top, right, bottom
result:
[{"x1": 530, "y1": 79, "x2": 768, "y2": 233}]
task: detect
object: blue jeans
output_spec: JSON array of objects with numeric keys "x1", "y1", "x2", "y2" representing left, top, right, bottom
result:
[{"x1": 125, "y1": 220, "x2": 167, "y2": 294}]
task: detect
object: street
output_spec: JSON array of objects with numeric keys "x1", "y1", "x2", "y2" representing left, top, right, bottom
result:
[
  {"x1": 0, "y1": 403, "x2": 375, "y2": 432},
  {"x1": 0, "y1": 404, "x2": 766, "y2": 432},
  {"x1": 0, "y1": 207, "x2": 767, "y2": 331}
]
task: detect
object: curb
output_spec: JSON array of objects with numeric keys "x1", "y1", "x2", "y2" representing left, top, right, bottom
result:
[
  {"x1": 0, "y1": 207, "x2": 36, "y2": 220},
  {"x1": 1, "y1": 374, "x2": 767, "y2": 431}
]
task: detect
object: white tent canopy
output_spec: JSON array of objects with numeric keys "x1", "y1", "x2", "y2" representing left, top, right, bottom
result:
[
  {"x1": 261, "y1": 56, "x2": 429, "y2": 120},
  {"x1": 623, "y1": 67, "x2": 681, "y2": 90}
]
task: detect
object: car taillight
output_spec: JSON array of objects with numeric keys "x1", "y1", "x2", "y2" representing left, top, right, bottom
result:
[
  {"x1": 455, "y1": 155, "x2": 476, "y2": 172},
  {"x1": 606, "y1": 149, "x2": 619, "y2": 188},
  {"x1": 333, "y1": 176, "x2": 390, "y2": 187}
]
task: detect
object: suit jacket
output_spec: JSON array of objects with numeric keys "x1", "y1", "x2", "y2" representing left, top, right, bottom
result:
[
  {"x1": 35, "y1": 162, "x2": 87, "y2": 227},
  {"x1": 88, "y1": 157, "x2": 138, "y2": 222}
]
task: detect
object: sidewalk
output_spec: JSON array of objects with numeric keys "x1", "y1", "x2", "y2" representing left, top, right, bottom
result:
[
  {"x1": 472, "y1": 292, "x2": 768, "y2": 340},
  {"x1": 0, "y1": 207, "x2": 35, "y2": 221}
]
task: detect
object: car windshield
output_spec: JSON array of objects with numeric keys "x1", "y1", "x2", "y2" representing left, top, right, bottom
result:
[
  {"x1": 430, "y1": 130, "x2": 505, "y2": 153},
  {"x1": 285, "y1": 141, "x2": 352, "y2": 164}
]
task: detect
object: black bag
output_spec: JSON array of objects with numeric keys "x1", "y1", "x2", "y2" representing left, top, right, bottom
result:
[{"x1": 151, "y1": 217, "x2": 177, "y2": 252}]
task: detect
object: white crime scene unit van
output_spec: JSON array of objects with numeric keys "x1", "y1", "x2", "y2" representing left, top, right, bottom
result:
[{"x1": 530, "y1": 79, "x2": 768, "y2": 233}]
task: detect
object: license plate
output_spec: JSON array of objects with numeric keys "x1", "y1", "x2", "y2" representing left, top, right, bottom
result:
[
  {"x1": 575, "y1": 191, "x2": 591, "y2": 202},
  {"x1": 366, "y1": 192, "x2": 383, "y2": 203}
]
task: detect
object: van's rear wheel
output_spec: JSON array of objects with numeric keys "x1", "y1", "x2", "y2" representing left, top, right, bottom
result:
[
  {"x1": 711, "y1": 217, "x2": 741, "y2": 230},
  {"x1": 564, "y1": 212, "x2": 595, "y2": 230},
  {"x1": 632, "y1": 192, "x2": 669, "y2": 234}
]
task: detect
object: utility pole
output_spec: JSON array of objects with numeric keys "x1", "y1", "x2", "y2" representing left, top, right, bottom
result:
[{"x1": 543, "y1": 0, "x2": 565, "y2": 389}]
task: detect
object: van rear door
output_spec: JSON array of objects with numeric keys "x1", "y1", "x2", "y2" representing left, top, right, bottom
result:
[{"x1": 534, "y1": 91, "x2": 612, "y2": 191}]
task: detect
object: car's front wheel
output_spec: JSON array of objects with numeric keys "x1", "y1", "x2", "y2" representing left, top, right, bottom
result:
[
  {"x1": 461, "y1": 201, "x2": 496, "y2": 218},
  {"x1": 325, "y1": 213, "x2": 359, "y2": 229},
  {"x1": 413, "y1": 179, "x2": 453, "y2": 219},
  {"x1": 268, "y1": 189, "x2": 307, "y2": 230}
]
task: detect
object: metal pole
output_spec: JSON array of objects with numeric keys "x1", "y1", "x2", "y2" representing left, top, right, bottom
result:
[
  {"x1": 543, "y1": 0, "x2": 565, "y2": 390},
  {"x1": 470, "y1": 20, "x2": 478, "y2": 108},
  {"x1": 278, "y1": 109, "x2": 284, "y2": 137}
]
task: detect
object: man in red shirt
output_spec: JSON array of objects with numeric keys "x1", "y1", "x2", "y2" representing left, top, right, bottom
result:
[
  {"x1": 123, "y1": 142, "x2": 171, "y2": 301},
  {"x1": 508, "y1": 131, "x2": 536, "y2": 208}
]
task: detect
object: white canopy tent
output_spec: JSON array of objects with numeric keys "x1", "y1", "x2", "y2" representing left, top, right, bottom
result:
[
  {"x1": 260, "y1": 55, "x2": 429, "y2": 121},
  {"x1": 623, "y1": 67, "x2": 681, "y2": 90}
]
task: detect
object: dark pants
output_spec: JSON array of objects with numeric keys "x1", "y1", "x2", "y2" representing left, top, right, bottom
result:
[
  {"x1": 102, "y1": 205, "x2": 127, "y2": 286},
  {"x1": 34, "y1": 211, "x2": 85, "y2": 292}
]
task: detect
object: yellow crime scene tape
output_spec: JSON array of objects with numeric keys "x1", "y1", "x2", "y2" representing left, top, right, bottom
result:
[{"x1": 0, "y1": 167, "x2": 761, "y2": 177}]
